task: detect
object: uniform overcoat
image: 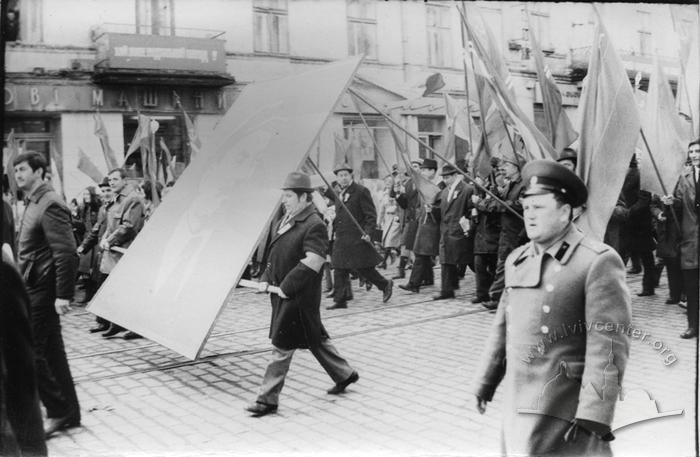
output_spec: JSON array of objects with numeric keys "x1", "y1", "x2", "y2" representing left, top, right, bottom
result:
[
  {"x1": 474, "y1": 224, "x2": 631, "y2": 456},
  {"x1": 673, "y1": 168, "x2": 699, "y2": 269},
  {"x1": 435, "y1": 179, "x2": 473, "y2": 265},
  {"x1": 263, "y1": 205, "x2": 330, "y2": 350},
  {"x1": 330, "y1": 181, "x2": 382, "y2": 269}
]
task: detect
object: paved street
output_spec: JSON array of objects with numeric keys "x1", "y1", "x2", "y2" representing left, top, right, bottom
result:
[{"x1": 48, "y1": 264, "x2": 697, "y2": 457}]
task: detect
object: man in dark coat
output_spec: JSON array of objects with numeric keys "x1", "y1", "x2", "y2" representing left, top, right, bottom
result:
[
  {"x1": 13, "y1": 152, "x2": 81, "y2": 438},
  {"x1": 474, "y1": 160, "x2": 631, "y2": 457},
  {"x1": 327, "y1": 163, "x2": 392, "y2": 309},
  {"x1": 1, "y1": 232, "x2": 47, "y2": 456},
  {"x1": 393, "y1": 160, "x2": 422, "y2": 279},
  {"x1": 433, "y1": 164, "x2": 473, "y2": 300},
  {"x1": 651, "y1": 194, "x2": 683, "y2": 304},
  {"x1": 471, "y1": 173, "x2": 502, "y2": 304},
  {"x1": 398, "y1": 158, "x2": 443, "y2": 293},
  {"x1": 627, "y1": 188, "x2": 657, "y2": 296},
  {"x1": 246, "y1": 172, "x2": 358, "y2": 417},
  {"x1": 662, "y1": 139, "x2": 700, "y2": 338},
  {"x1": 483, "y1": 156, "x2": 526, "y2": 310}
]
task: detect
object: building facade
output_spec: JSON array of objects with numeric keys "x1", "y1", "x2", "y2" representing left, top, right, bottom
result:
[{"x1": 3, "y1": 0, "x2": 698, "y2": 199}]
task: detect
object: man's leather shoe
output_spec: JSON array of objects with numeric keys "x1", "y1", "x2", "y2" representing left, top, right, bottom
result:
[
  {"x1": 326, "y1": 302, "x2": 347, "y2": 310},
  {"x1": 89, "y1": 323, "x2": 110, "y2": 333},
  {"x1": 398, "y1": 283, "x2": 419, "y2": 293},
  {"x1": 665, "y1": 298, "x2": 680, "y2": 305},
  {"x1": 637, "y1": 290, "x2": 655, "y2": 297},
  {"x1": 679, "y1": 301, "x2": 688, "y2": 309},
  {"x1": 627, "y1": 267, "x2": 641, "y2": 274},
  {"x1": 471, "y1": 296, "x2": 489, "y2": 304},
  {"x1": 327, "y1": 371, "x2": 359, "y2": 395},
  {"x1": 245, "y1": 402, "x2": 278, "y2": 417},
  {"x1": 101, "y1": 324, "x2": 125, "y2": 338},
  {"x1": 123, "y1": 331, "x2": 143, "y2": 340},
  {"x1": 680, "y1": 328, "x2": 698, "y2": 339},
  {"x1": 481, "y1": 300, "x2": 498, "y2": 310},
  {"x1": 432, "y1": 292, "x2": 455, "y2": 300},
  {"x1": 44, "y1": 414, "x2": 80, "y2": 438},
  {"x1": 382, "y1": 280, "x2": 393, "y2": 303}
]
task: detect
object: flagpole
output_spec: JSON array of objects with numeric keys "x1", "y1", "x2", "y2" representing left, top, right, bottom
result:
[
  {"x1": 639, "y1": 128, "x2": 682, "y2": 233},
  {"x1": 349, "y1": 87, "x2": 523, "y2": 222},
  {"x1": 349, "y1": 94, "x2": 392, "y2": 175},
  {"x1": 305, "y1": 157, "x2": 376, "y2": 243},
  {"x1": 457, "y1": 3, "x2": 474, "y2": 158}
]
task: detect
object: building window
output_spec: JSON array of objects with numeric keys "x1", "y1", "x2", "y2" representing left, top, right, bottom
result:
[
  {"x1": 417, "y1": 117, "x2": 442, "y2": 159},
  {"x1": 637, "y1": 10, "x2": 651, "y2": 56},
  {"x1": 254, "y1": 0, "x2": 289, "y2": 54},
  {"x1": 347, "y1": 0, "x2": 377, "y2": 60},
  {"x1": 9, "y1": 0, "x2": 44, "y2": 43},
  {"x1": 136, "y1": 0, "x2": 175, "y2": 36},
  {"x1": 426, "y1": 4, "x2": 452, "y2": 67}
]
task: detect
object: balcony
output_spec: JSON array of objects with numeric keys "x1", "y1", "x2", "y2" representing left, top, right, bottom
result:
[{"x1": 91, "y1": 24, "x2": 234, "y2": 87}]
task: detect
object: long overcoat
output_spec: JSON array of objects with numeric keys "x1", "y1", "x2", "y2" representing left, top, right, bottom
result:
[
  {"x1": 396, "y1": 178, "x2": 420, "y2": 249},
  {"x1": 673, "y1": 168, "x2": 699, "y2": 269},
  {"x1": 473, "y1": 193, "x2": 501, "y2": 255},
  {"x1": 435, "y1": 179, "x2": 473, "y2": 265},
  {"x1": 626, "y1": 190, "x2": 656, "y2": 252},
  {"x1": 473, "y1": 224, "x2": 631, "y2": 456},
  {"x1": 331, "y1": 181, "x2": 382, "y2": 269},
  {"x1": 263, "y1": 205, "x2": 330, "y2": 350}
]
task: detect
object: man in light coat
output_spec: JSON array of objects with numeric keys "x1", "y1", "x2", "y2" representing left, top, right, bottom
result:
[{"x1": 473, "y1": 160, "x2": 631, "y2": 456}]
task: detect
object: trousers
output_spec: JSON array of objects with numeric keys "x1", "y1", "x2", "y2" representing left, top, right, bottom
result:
[
  {"x1": 333, "y1": 267, "x2": 388, "y2": 305},
  {"x1": 682, "y1": 268, "x2": 699, "y2": 330},
  {"x1": 256, "y1": 340, "x2": 355, "y2": 405},
  {"x1": 407, "y1": 255, "x2": 433, "y2": 287},
  {"x1": 474, "y1": 253, "x2": 498, "y2": 301}
]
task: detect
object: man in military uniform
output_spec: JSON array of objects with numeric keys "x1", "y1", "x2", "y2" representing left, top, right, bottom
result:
[
  {"x1": 473, "y1": 160, "x2": 631, "y2": 457},
  {"x1": 327, "y1": 163, "x2": 392, "y2": 309}
]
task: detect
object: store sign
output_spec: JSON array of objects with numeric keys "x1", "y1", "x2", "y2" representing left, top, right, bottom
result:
[
  {"x1": 4, "y1": 83, "x2": 234, "y2": 113},
  {"x1": 96, "y1": 32, "x2": 226, "y2": 73}
]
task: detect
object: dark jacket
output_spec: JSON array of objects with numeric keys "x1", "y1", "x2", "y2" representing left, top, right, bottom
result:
[
  {"x1": 435, "y1": 179, "x2": 473, "y2": 265},
  {"x1": 473, "y1": 188, "x2": 502, "y2": 255},
  {"x1": 603, "y1": 195, "x2": 629, "y2": 255},
  {"x1": 412, "y1": 180, "x2": 444, "y2": 256},
  {"x1": 330, "y1": 181, "x2": 382, "y2": 269},
  {"x1": 262, "y1": 205, "x2": 330, "y2": 349},
  {"x1": 17, "y1": 183, "x2": 77, "y2": 299},
  {"x1": 0, "y1": 253, "x2": 47, "y2": 457},
  {"x1": 497, "y1": 177, "x2": 525, "y2": 259},
  {"x1": 626, "y1": 190, "x2": 656, "y2": 252},
  {"x1": 651, "y1": 194, "x2": 682, "y2": 259},
  {"x1": 396, "y1": 178, "x2": 420, "y2": 248}
]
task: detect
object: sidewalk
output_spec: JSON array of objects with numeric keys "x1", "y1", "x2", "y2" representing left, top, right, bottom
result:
[{"x1": 48, "y1": 266, "x2": 697, "y2": 457}]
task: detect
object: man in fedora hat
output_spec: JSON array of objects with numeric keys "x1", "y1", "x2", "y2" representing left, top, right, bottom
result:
[
  {"x1": 327, "y1": 163, "x2": 392, "y2": 309},
  {"x1": 432, "y1": 163, "x2": 473, "y2": 300},
  {"x1": 399, "y1": 158, "x2": 443, "y2": 293},
  {"x1": 474, "y1": 159, "x2": 631, "y2": 456},
  {"x1": 246, "y1": 172, "x2": 358, "y2": 417}
]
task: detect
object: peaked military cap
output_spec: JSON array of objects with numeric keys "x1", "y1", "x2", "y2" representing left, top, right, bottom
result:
[{"x1": 521, "y1": 159, "x2": 588, "y2": 207}]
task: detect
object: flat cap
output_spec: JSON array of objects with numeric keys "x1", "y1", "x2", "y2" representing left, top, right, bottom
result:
[{"x1": 521, "y1": 159, "x2": 588, "y2": 207}]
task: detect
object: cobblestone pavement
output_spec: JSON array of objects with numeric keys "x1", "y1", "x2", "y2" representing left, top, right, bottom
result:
[{"x1": 47, "y1": 264, "x2": 697, "y2": 457}]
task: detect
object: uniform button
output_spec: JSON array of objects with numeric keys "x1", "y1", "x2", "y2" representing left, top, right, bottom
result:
[
  {"x1": 542, "y1": 305, "x2": 551, "y2": 313},
  {"x1": 541, "y1": 325, "x2": 549, "y2": 334},
  {"x1": 545, "y1": 284, "x2": 554, "y2": 292}
]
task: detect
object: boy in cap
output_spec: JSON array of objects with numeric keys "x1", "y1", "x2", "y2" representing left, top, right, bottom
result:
[{"x1": 474, "y1": 159, "x2": 630, "y2": 456}]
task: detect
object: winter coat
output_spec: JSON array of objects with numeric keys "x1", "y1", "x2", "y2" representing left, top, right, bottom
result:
[
  {"x1": 262, "y1": 204, "x2": 329, "y2": 349},
  {"x1": 473, "y1": 192, "x2": 501, "y2": 255},
  {"x1": 330, "y1": 181, "x2": 382, "y2": 269},
  {"x1": 396, "y1": 178, "x2": 420, "y2": 249},
  {"x1": 435, "y1": 179, "x2": 473, "y2": 265},
  {"x1": 626, "y1": 190, "x2": 656, "y2": 252},
  {"x1": 673, "y1": 167, "x2": 699, "y2": 269},
  {"x1": 98, "y1": 188, "x2": 145, "y2": 274},
  {"x1": 650, "y1": 194, "x2": 682, "y2": 259},
  {"x1": 474, "y1": 224, "x2": 631, "y2": 456}
]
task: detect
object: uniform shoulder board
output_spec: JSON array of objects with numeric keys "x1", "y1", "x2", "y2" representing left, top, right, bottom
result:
[
  {"x1": 579, "y1": 237, "x2": 608, "y2": 254},
  {"x1": 554, "y1": 241, "x2": 570, "y2": 261}
]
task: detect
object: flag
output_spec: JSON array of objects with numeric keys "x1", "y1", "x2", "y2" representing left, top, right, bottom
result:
[
  {"x1": 77, "y1": 148, "x2": 104, "y2": 184},
  {"x1": 575, "y1": 15, "x2": 641, "y2": 241},
  {"x1": 174, "y1": 92, "x2": 202, "y2": 159},
  {"x1": 460, "y1": 7, "x2": 556, "y2": 162},
  {"x1": 49, "y1": 144, "x2": 65, "y2": 200},
  {"x1": 527, "y1": 13, "x2": 578, "y2": 153},
  {"x1": 94, "y1": 111, "x2": 120, "y2": 170},
  {"x1": 124, "y1": 114, "x2": 151, "y2": 164},
  {"x1": 639, "y1": 58, "x2": 688, "y2": 196},
  {"x1": 4, "y1": 130, "x2": 20, "y2": 201},
  {"x1": 422, "y1": 73, "x2": 445, "y2": 97},
  {"x1": 670, "y1": 5, "x2": 700, "y2": 136},
  {"x1": 333, "y1": 133, "x2": 350, "y2": 169}
]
